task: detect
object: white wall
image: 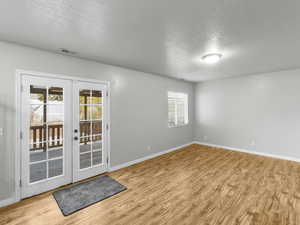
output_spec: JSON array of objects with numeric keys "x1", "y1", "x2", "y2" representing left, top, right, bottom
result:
[
  {"x1": 195, "y1": 69, "x2": 300, "y2": 159},
  {"x1": 0, "y1": 41, "x2": 195, "y2": 202}
]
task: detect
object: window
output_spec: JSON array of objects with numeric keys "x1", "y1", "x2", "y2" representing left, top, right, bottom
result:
[{"x1": 168, "y1": 92, "x2": 188, "y2": 127}]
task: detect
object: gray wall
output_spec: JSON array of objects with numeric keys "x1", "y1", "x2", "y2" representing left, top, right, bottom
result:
[
  {"x1": 0, "y1": 41, "x2": 195, "y2": 201},
  {"x1": 195, "y1": 69, "x2": 300, "y2": 159}
]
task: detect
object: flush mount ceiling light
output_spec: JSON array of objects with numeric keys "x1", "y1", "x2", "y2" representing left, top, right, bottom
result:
[{"x1": 202, "y1": 53, "x2": 222, "y2": 64}]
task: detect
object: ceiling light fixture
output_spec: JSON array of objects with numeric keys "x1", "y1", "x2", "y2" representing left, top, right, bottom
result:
[{"x1": 202, "y1": 53, "x2": 222, "y2": 64}]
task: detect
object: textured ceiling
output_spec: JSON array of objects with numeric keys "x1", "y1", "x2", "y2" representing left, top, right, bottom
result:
[{"x1": 1, "y1": 0, "x2": 300, "y2": 82}]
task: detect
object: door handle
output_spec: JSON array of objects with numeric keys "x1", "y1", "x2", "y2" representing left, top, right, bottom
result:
[{"x1": 74, "y1": 136, "x2": 79, "y2": 141}]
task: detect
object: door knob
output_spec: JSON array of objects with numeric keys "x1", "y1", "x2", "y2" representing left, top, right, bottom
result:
[
  {"x1": 74, "y1": 129, "x2": 78, "y2": 133},
  {"x1": 74, "y1": 137, "x2": 78, "y2": 141}
]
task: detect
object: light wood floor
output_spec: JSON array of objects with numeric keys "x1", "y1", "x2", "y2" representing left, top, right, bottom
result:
[{"x1": 1, "y1": 144, "x2": 300, "y2": 225}]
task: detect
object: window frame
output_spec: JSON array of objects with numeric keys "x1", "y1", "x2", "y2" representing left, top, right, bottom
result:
[{"x1": 167, "y1": 91, "x2": 189, "y2": 128}]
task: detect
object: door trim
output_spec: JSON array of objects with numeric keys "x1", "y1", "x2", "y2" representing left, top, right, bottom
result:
[{"x1": 15, "y1": 69, "x2": 111, "y2": 203}]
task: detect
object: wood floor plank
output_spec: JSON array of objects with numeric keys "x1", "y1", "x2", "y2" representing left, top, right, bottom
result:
[{"x1": 1, "y1": 144, "x2": 300, "y2": 225}]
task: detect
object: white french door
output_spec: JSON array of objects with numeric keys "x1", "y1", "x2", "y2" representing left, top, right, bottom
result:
[
  {"x1": 20, "y1": 74, "x2": 109, "y2": 198},
  {"x1": 21, "y1": 75, "x2": 72, "y2": 198},
  {"x1": 73, "y1": 81, "x2": 108, "y2": 182}
]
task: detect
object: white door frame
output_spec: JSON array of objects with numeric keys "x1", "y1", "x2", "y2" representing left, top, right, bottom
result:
[{"x1": 15, "y1": 69, "x2": 111, "y2": 203}]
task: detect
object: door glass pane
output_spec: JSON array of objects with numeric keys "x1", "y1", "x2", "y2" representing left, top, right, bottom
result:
[
  {"x1": 30, "y1": 162, "x2": 47, "y2": 183},
  {"x1": 30, "y1": 105, "x2": 45, "y2": 126},
  {"x1": 48, "y1": 105, "x2": 64, "y2": 124},
  {"x1": 92, "y1": 141, "x2": 102, "y2": 151},
  {"x1": 30, "y1": 125, "x2": 46, "y2": 146},
  {"x1": 92, "y1": 90, "x2": 102, "y2": 104},
  {"x1": 80, "y1": 90, "x2": 91, "y2": 104},
  {"x1": 91, "y1": 105, "x2": 102, "y2": 120},
  {"x1": 92, "y1": 151, "x2": 102, "y2": 166},
  {"x1": 80, "y1": 139, "x2": 91, "y2": 153},
  {"x1": 30, "y1": 149, "x2": 47, "y2": 163},
  {"x1": 80, "y1": 153, "x2": 91, "y2": 169},
  {"x1": 92, "y1": 121, "x2": 102, "y2": 135},
  {"x1": 80, "y1": 121, "x2": 91, "y2": 137},
  {"x1": 48, "y1": 87, "x2": 63, "y2": 104},
  {"x1": 80, "y1": 105, "x2": 91, "y2": 120},
  {"x1": 48, "y1": 148, "x2": 63, "y2": 159},
  {"x1": 30, "y1": 141, "x2": 47, "y2": 151},
  {"x1": 30, "y1": 85, "x2": 46, "y2": 104},
  {"x1": 48, "y1": 124, "x2": 63, "y2": 148},
  {"x1": 48, "y1": 159, "x2": 63, "y2": 178}
]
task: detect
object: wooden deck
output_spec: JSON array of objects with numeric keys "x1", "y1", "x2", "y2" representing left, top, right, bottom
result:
[{"x1": 1, "y1": 144, "x2": 300, "y2": 225}]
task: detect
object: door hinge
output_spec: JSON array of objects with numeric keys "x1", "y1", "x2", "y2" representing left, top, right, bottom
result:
[
  {"x1": 19, "y1": 179, "x2": 22, "y2": 187},
  {"x1": 21, "y1": 85, "x2": 24, "y2": 92},
  {"x1": 106, "y1": 124, "x2": 109, "y2": 130},
  {"x1": 20, "y1": 132, "x2": 23, "y2": 139},
  {"x1": 106, "y1": 91, "x2": 108, "y2": 97},
  {"x1": 106, "y1": 157, "x2": 109, "y2": 164}
]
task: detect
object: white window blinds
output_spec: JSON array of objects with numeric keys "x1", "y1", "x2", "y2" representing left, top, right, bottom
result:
[{"x1": 168, "y1": 92, "x2": 188, "y2": 127}]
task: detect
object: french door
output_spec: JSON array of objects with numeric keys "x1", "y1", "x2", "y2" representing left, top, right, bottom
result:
[
  {"x1": 73, "y1": 81, "x2": 108, "y2": 182},
  {"x1": 20, "y1": 74, "x2": 109, "y2": 198}
]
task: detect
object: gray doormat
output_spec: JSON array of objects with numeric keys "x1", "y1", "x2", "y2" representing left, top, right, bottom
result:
[{"x1": 53, "y1": 175, "x2": 127, "y2": 216}]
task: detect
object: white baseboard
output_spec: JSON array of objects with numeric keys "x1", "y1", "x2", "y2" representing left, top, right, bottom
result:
[
  {"x1": 194, "y1": 141, "x2": 300, "y2": 163},
  {"x1": 0, "y1": 197, "x2": 16, "y2": 208},
  {"x1": 109, "y1": 142, "x2": 194, "y2": 172}
]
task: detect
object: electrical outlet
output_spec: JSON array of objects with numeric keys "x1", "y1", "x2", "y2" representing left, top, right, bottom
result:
[
  {"x1": 203, "y1": 136, "x2": 208, "y2": 141},
  {"x1": 0, "y1": 128, "x2": 3, "y2": 136},
  {"x1": 250, "y1": 140, "x2": 256, "y2": 147},
  {"x1": 147, "y1": 145, "x2": 151, "y2": 151}
]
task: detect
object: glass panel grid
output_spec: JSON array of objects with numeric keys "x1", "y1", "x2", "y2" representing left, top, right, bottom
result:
[
  {"x1": 29, "y1": 85, "x2": 65, "y2": 183},
  {"x1": 79, "y1": 89, "x2": 103, "y2": 170}
]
